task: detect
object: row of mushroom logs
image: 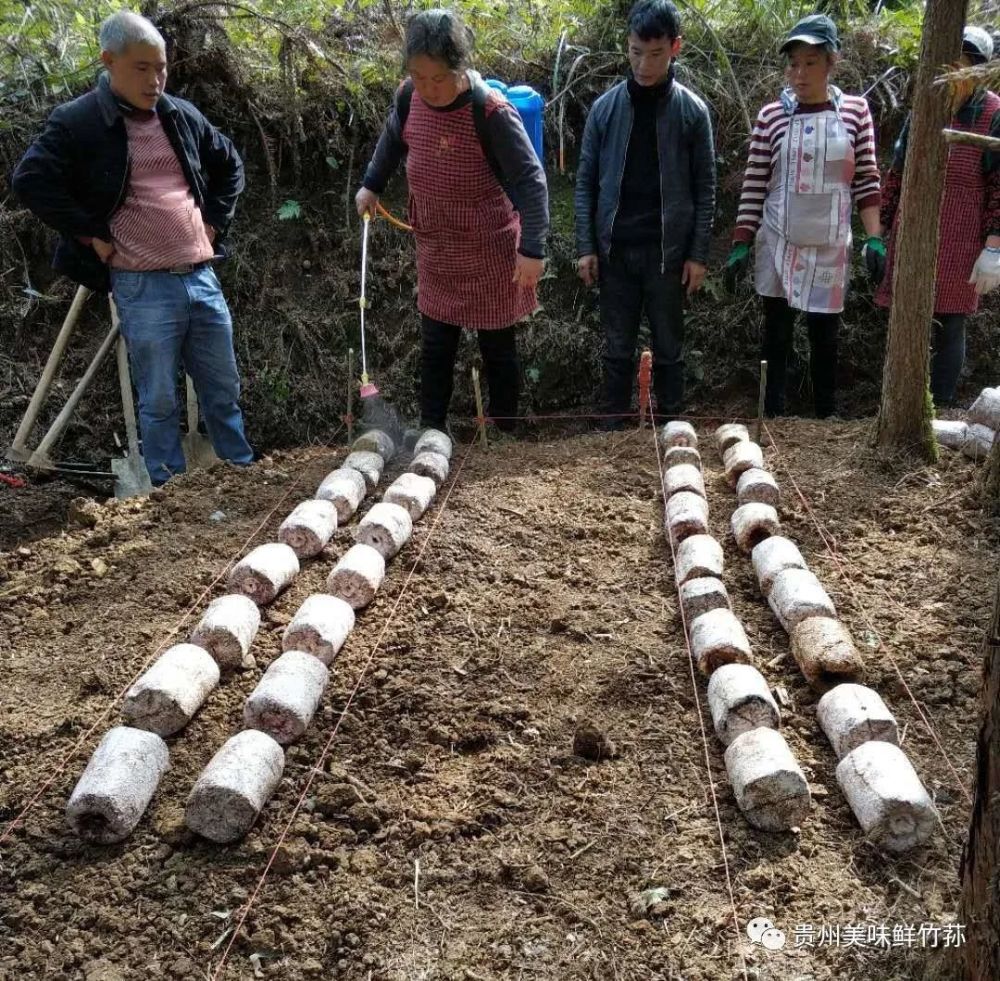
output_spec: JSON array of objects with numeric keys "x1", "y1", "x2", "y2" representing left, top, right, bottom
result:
[
  {"x1": 710, "y1": 423, "x2": 938, "y2": 853},
  {"x1": 65, "y1": 429, "x2": 453, "y2": 845},
  {"x1": 659, "y1": 421, "x2": 812, "y2": 833}
]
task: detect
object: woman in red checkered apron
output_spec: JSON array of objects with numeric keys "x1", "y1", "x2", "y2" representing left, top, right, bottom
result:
[
  {"x1": 877, "y1": 26, "x2": 1000, "y2": 406},
  {"x1": 357, "y1": 8, "x2": 548, "y2": 432}
]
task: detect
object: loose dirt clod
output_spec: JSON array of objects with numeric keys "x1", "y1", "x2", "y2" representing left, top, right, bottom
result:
[
  {"x1": 731, "y1": 502, "x2": 780, "y2": 553},
  {"x1": 352, "y1": 429, "x2": 396, "y2": 462},
  {"x1": 835, "y1": 741, "x2": 937, "y2": 852},
  {"x1": 189, "y1": 594, "x2": 261, "y2": 670},
  {"x1": 573, "y1": 722, "x2": 616, "y2": 761},
  {"x1": 315, "y1": 467, "x2": 367, "y2": 523},
  {"x1": 411, "y1": 450, "x2": 450, "y2": 488},
  {"x1": 715, "y1": 423, "x2": 749, "y2": 457},
  {"x1": 66, "y1": 726, "x2": 170, "y2": 844},
  {"x1": 282, "y1": 594, "x2": 356, "y2": 665},
  {"x1": 383, "y1": 472, "x2": 437, "y2": 520},
  {"x1": 356, "y1": 501, "x2": 413, "y2": 559},
  {"x1": 122, "y1": 643, "x2": 220, "y2": 736},
  {"x1": 666, "y1": 491, "x2": 709, "y2": 544},
  {"x1": 664, "y1": 445, "x2": 702, "y2": 469},
  {"x1": 665, "y1": 463, "x2": 706, "y2": 499},
  {"x1": 343, "y1": 450, "x2": 385, "y2": 490},
  {"x1": 789, "y1": 617, "x2": 865, "y2": 690},
  {"x1": 659, "y1": 421, "x2": 698, "y2": 449},
  {"x1": 723, "y1": 441, "x2": 765, "y2": 487},
  {"x1": 724, "y1": 726, "x2": 811, "y2": 832},
  {"x1": 413, "y1": 428, "x2": 453, "y2": 461},
  {"x1": 185, "y1": 730, "x2": 285, "y2": 844},
  {"x1": 326, "y1": 543, "x2": 386, "y2": 609},
  {"x1": 674, "y1": 534, "x2": 724, "y2": 585},
  {"x1": 679, "y1": 576, "x2": 731, "y2": 622},
  {"x1": 278, "y1": 499, "x2": 338, "y2": 558},
  {"x1": 737, "y1": 467, "x2": 780, "y2": 507},
  {"x1": 244, "y1": 649, "x2": 330, "y2": 745},
  {"x1": 767, "y1": 568, "x2": 836, "y2": 632},
  {"x1": 817, "y1": 683, "x2": 899, "y2": 760},
  {"x1": 752, "y1": 536, "x2": 808, "y2": 597},
  {"x1": 689, "y1": 608, "x2": 753, "y2": 674},
  {"x1": 708, "y1": 663, "x2": 781, "y2": 746},
  {"x1": 228, "y1": 543, "x2": 300, "y2": 605}
]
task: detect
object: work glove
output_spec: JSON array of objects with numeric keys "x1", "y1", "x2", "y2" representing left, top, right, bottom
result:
[
  {"x1": 969, "y1": 246, "x2": 1000, "y2": 295},
  {"x1": 861, "y1": 236, "x2": 887, "y2": 285},
  {"x1": 723, "y1": 242, "x2": 750, "y2": 293}
]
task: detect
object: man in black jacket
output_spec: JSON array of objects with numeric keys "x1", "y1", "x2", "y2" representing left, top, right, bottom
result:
[
  {"x1": 12, "y1": 10, "x2": 252, "y2": 486},
  {"x1": 576, "y1": 0, "x2": 715, "y2": 425}
]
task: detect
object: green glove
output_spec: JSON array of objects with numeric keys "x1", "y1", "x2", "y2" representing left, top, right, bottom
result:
[
  {"x1": 723, "y1": 242, "x2": 751, "y2": 293},
  {"x1": 862, "y1": 236, "x2": 887, "y2": 284}
]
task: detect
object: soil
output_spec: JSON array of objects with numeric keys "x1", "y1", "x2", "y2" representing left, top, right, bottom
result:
[{"x1": 0, "y1": 421, "x2": 996, "y2": 981}]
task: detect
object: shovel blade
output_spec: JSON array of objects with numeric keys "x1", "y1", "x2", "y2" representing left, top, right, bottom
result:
[{"x1": 112, "y1": 453, "x2": 152, "y2": 499}]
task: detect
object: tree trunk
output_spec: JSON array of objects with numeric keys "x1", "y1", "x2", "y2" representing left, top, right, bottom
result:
[
  {"x1": 960, "y1": 570, "x2": 1000, "y2": 978},
  {"x1": 982, "y1": 436, "x2": 1000, "y2": 512},
  {"x1": 875, "y1": 0, "x2": 968, "y2": 458}
]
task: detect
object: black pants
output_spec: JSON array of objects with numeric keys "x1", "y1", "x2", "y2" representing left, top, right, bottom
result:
[
  {"x1": 762, "y1": 296, "x2": 839, "y2": 418},
  {"x1": 420, "y1": 315, "x2": 519, "y2": 431},
  {"x1": 600, "y1": 244, "x2": 685, "y2": 419},
  {"x1": 930, "y1": 313, "x2": 966, "y2": 406}
]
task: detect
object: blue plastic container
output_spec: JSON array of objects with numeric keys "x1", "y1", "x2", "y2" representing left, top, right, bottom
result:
[
  {"x1": 485, "y1": 79, "x2": 544, "y2": 164},
  {"x1": 485, "y1": 79, "x2": 509, "y2": 96}
]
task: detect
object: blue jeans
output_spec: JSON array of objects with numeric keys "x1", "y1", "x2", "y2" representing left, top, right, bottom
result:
[{"x1": 110, "y1": 265, "x2": 253, "y2": 486}]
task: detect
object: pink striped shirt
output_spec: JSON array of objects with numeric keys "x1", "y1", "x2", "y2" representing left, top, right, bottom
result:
[
  {"x1": 110, "y1": 113, "x2": 214, "y2": 270},
  {"x1": 734, "y1": 94, "x2": 881, "y2": 243}
]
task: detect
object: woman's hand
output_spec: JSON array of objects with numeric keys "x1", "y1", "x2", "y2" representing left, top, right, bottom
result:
[
  {"x1": 513, "y1": 253, "x2": 544, "y2": 290},
  {"x1": 355, "y1": 187, "x2": 379, "y2": 219}
]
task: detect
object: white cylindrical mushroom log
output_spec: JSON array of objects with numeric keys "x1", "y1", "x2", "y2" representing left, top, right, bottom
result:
[
  {"x1": 969, "y1": 386, "x2": 1000, "y2": 431},
  {"x1": 243, "y1": 650, "x2": 329, "y2": 746},
  {"x1": 326, "y1": 543, "x2": 386, "y2": 610},
  {"x1": 724, "y1": 727, "x2": 811, "y2": 832},
  {"x1": 665, "y1": 445, "x2": 702, "y2": 470},
  {"x1": 715, "y1": 423, "x2": 749, "y2": 457},
  {"x1": 731, "y1": 502, "x2": 780, "y2": 553},
  {"x1": 679, "y1": 577, "x2": 731, "y2": 622},
  {"x1": 962, "y1": 423, "x2": 996, "y2": 461},
  {"x1": 189, "y1": 594, "x2": 261, "y2": 670},
  {"x1": 352, "y1": 429, "x2": 396, "y2": 462},
  {"x1": 689, "y1": 608, "x2": 753, "y2": 675},
  {"x1": 674, "y1": 534, "x2": 724, "y2": 586},
  {"x1": 724, "y1": 440, "x2": 765, "y2": 487},
  {"x1": 66, "y1": 726, "x2": 169, "y2": 844},
  {"x1": 411, "y1": 450, "x2": 450, "y2": 488},
  {"x1": 666, "y1": 491, "x2": 709, "y2": 544},
  {"x1": 356, "y1": 501, "x2": 413, "y2": 560},
  {"x1": 789, "y1": 617, "x2": 865, "y2": 691},
  {"x1": 817, "y1": 683, "x2": 898, "y2": 760},
  {"x1": 278, "y1": 499, "x2": 338, "y2": 559},
  {"x1": 708, "y1": 664, "x2": 781, "y2": 747},
  {"x1": 659, "y1": 421, "x2": 698, "y2": 449},
  {"x1": 343, "y1": 450, "x2": 384, "y2": 490},
  {"x1": 767, "y1": 568, "x2": 836, "y2": 632},
  {"x1": 414, "y1": 428, "x2": 453, "y2": 461},
  {"x1": 931, "y1": 420, "x2": 968, "y2": 451},
  {"x1": 665, "y1": 463, "x2": 706, "y2": 500},
  {"x1": 122, "y1": 643, "x2": 220, "y2": 736},
  {"x1": 282, "y1": 594, "x2": 356, "y2": 665},
  {"x1": 315, "y1": 467, "x2": 367, "y2": 524},
  {"x1": 185, "y1": 730, "x2": 285, "y2": 844},
  {"x1": 752, "y1": 536, "x2": 808, "y2": 597},
  {"x1": 383, "y1": 472, "x2": 437, "y2": 521},
  {"x1": 835, "y1": 741, "x2": 937, "y2": 853},
  {"x1": 737, "y1": 468, "x2": 780, "y2": 508},
  {"x1": 228, "y1": 543, "x2": 299, "y2": 606}
]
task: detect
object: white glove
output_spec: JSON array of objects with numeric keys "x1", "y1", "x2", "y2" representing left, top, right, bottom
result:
[{"x1": 969, "y1": 246, "x2": 1000, "y2": 295}]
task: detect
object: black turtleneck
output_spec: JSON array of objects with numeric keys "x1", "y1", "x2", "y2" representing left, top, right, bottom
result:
[{"x1": 611, "y1": 69, "x2": 672, "y2": 248}]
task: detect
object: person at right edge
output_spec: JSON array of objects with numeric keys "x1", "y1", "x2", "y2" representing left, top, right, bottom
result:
[
  {"x1": 724, "y1": 14, "x2": 882, "y2": 419},
  {"x1": 877, "y1": 26, "x2": 1000, "y2": 407},
  {"x1": 575, "y1": 0, "x2": 715, "y2": 429}
]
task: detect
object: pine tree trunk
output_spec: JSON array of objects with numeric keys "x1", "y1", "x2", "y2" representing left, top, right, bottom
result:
[
  {"x1": 959, "y1": 571, "x2": 1000, "y2": 979},
  {"x1": 982, "y1": 436, "x2": 1000, "y2": 512},
  {"x1": 875, "y1": 0, "x2": 968, "y2": 457}
]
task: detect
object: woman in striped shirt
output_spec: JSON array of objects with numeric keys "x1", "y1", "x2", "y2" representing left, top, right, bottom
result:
[{"x1": 724, "y1": 15, "x2": 883, "y2": 418}]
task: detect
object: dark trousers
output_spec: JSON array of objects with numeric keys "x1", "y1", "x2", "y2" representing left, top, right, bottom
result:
[
  {"x1": 762, "y1": 296, "x2": 839, "y2": 418},
  {"x1": 420, "y1": 316, "x2": 519, "y2": 431},
  {"x1": 600, "y1": 244, "x2": 685, "y2": 418},
  {"x1": 930, "y1": 313, "x2": 966, "y2": 406}
]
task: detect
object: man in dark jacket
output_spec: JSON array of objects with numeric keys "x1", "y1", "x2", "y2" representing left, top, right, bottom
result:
[
  {"x1": 12, "y1": 10, "x2": 252, "y2": 486},
  {"x1": 576, "y1": 0, "x2": 715, "y2": 425}
]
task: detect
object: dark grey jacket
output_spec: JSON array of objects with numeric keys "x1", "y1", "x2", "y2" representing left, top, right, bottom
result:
[{"x1": 575, "y1": 75, "x2": 716, "y2": 269}]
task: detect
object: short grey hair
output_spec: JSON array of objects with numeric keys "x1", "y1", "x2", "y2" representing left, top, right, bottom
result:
[{"x1": 99, "y1": 11, "x2": 166, "y2": 55}]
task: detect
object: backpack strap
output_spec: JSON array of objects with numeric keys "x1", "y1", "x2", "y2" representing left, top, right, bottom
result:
[
  {"x1": 471, "y1": 79, "x2": 505, "y2": 189},
  {"x1": 395, "y1": 79, "x2": 415, "y2": 144}
]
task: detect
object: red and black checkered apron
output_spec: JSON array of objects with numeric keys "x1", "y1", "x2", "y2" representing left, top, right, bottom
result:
[
  {"x1": 403, "y1": 90, "x2": 537, "y2": 330},
  {"x1": 878, "y1": 90, "x2": 1000, "y2": 315}
]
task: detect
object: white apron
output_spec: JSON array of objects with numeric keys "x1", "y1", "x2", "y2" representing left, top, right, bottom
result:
[{"x1": 755, "y1": 87, "x2": 856, "y2": 314}]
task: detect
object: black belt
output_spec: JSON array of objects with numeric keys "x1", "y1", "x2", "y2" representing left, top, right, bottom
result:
[{"x1": 159, "y1": 260, "x2": 212, "y2": 275}]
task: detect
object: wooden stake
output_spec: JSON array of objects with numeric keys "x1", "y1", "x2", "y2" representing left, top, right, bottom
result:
[
  {"x1": 346, "y1": 347, "x2": 354, "y2": 445},
  {"x1": 756, "y1": 360, "x2": 768, "y2": 444},
  {"x1": 472, "y1": 367, "x2": 488, "y2": 450}
]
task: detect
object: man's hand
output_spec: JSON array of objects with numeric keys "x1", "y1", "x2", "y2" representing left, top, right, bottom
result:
[
  {"x1": 682, "y1": 260, "x2": 707, "y2": 296},
  {"x1": 355, "y1": 188, "x2": 379, "y2": 219},
  {"x1": 203, "y1": 223, "x2": 217, "y2": 244},
  {"x1": 92, "y1": 238, "x2": 115, "y2": 264},
  {"x1": 513, "y1": 253, "x2": 544, "y2": 290},
  {"x1": 577, "y1": 254, "x2": 598, "y2": 287}
]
